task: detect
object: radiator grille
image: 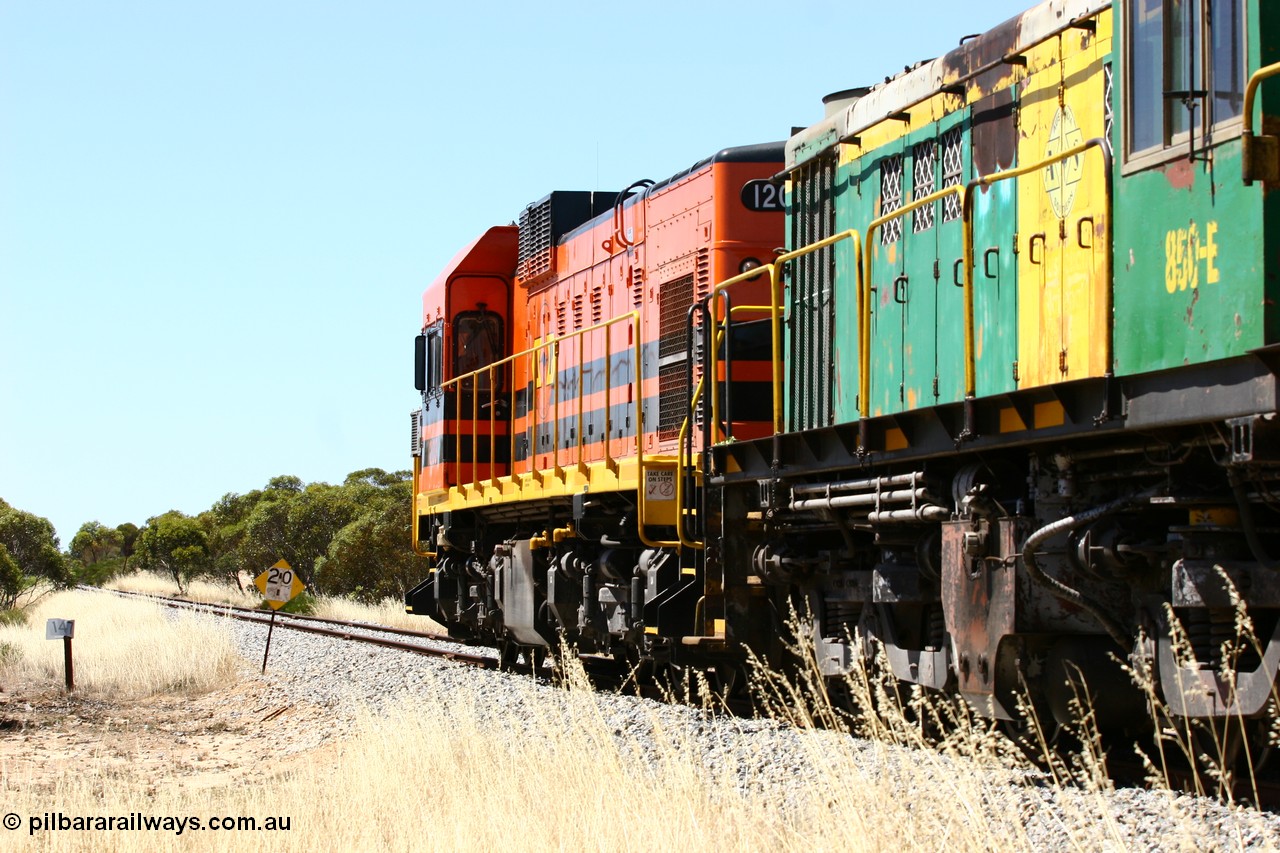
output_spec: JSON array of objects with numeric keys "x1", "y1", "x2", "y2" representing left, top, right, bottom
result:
[
  {"x1": 695, "y1": 248, "x2": 711, "y2": 301},
  {"x1": 630, "y1": 265, "x2": 644, "y2": 307},
  {"x1": 658, "y1": 274, "x2": 697, "y2": 441},
  {"x1": 517, "y1": 199, "x2": 554, "y2": 281},
  {"x1": 789, "y1": 153, "x2": 837, "y2": 431},
  {"x1": 659, "y1": 275, "x2": 694, "y2": 359},
  {"x1": 941, "y1": 127, "x2": 964, "y2": 222},
  {"x1": 658, "y1": 363, "x2": 690, "y2": 439},
  {"x1": 880, "y1": 154, "x2": 904, "y2": 244}
]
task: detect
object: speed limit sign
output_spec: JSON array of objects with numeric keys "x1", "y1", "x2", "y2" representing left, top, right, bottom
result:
[{"x1": 254, "y1": 559, "x2": 305, "y2": 610}]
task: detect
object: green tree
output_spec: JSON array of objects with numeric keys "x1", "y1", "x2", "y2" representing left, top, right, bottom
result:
[
  {"x1": 343, "y1": 468, "x2": 409, "y2": 489},
  {"x1": 284, "y1": 483, "x2": 361, "y2": 586},
  {"x1": 201, "y1": 490, "x2": 266, "y2": 589},
  {"x1": 134, "y1": 512, "x2": 210, "y2": 593},
  {"x1": 0, "y1": 500, "x2": 69, "y2": 586},
  {"x1": 314, "y1": 479, "x2": 416, "y2": 601},
  {"x1": 116, "y1": 522, "x2": 140, "y2": 567},
  {"x1": 70, "y1": 521, "x2": 123, "y2": 566},
  {"x1": 0, "y1": 543, "x2": 28, "y2": 610},
  {"x1": 266, "y1": 474, "x2": 304, "y2": 493}
]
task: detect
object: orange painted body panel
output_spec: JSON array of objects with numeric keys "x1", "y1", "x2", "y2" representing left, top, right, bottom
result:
[{"x1": 507, "y1": 157, "x2": 783, "y2": 481}]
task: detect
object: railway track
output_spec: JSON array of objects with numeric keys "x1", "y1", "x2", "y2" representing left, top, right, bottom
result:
[
  {"x1": 93, "y1": 587, "x2": 503, "y2": 671},
  {"x1": 92, "y1": 585, "x2": 1280, "y2": 811}
]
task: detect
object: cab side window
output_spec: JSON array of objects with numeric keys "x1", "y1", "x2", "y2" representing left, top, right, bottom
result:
[
  {"x1": 453, "y1": 311, "x2": 504, "y2": 391},
  {"x1": 426, "y1": 325, "x2": 443, "y2": 392},
  {"x1": 1126, "y1": 0, "x2": 1245, "y2": 164}
]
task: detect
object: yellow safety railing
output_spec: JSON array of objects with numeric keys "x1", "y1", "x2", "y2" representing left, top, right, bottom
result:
[
  {"x1": 440, "y1": 310, "x2": 641, "y2": 497},
  {"x1": 859, "y1": 184, "x2": 967, "y2": 416},
  {"x1": 959, "y1": 138, "x2": 1112, "y2": 397},
  {"x1": 1243, "y1": 61, "x2": 1280, "y2": 185},
  {"x1": 670, "y1": 139, "x2": 1114, "y2": 551},
  {"x1": 674, "y1": 229, "x2": 865, "y2": 547}
]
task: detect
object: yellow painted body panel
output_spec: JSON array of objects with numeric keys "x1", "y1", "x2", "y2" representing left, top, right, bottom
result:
[
  {"x1": 415, "y1": 456, "x2": 680, "y2": 526},
  {"x1": 1016, "y1": 17, "x2": 1112, "y2": 388}
]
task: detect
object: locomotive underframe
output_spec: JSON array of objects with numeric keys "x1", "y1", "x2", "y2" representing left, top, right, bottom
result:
[
  {"x1": 407, "y1": 490, "x2": 745, "y2": 671},
  {"x1": 709, "y1": 348, "x2": 1280, "y2": 722}
]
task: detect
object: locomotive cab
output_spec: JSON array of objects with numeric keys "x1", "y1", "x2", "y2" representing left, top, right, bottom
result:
[{"x1": 412, "y1": 226, "x2": 517, "y2": 497}]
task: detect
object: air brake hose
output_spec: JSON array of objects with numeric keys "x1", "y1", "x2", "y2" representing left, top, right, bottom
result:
[
  {"x1": 1229, "y1": 469, "x2": 1280, "y2": 571},
  {"x1": 1021, "y1": 487, "x2": 1160, "y2": 652}
]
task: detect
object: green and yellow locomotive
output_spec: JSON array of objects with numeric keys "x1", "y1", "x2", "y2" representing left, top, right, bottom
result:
[
  {"x1": 410, "y1": 0, "x2": 1280, "y2": 742},
  {"x1": 711, "y1": 0, "x2": 1280, "y2": 731}
]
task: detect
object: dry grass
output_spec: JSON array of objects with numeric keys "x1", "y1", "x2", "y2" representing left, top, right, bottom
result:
[
  {"x1": 104, "y1": 572, "x2": 445, "y2": 633},
  {"x1": 310, "y1": 595, "x2": 442, "y2": 632},
  {"x1": 105, "y1": 573, "x2": 260, "y2": 608},
  {"x1": 2, "y1": 583, "x2": 1275, "y2": 850},
  {"x1": 0, "y1": 590, "x2": 239, "y2": 698},
  {"x1": 5, "y1": 655, "x2": 1269, "y2": 852}
]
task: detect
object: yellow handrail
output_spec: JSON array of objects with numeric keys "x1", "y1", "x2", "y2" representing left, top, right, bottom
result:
[
  {"x1": 1244, "y1": 60, "x2": 1280, "y2": 136},
  {"x1": 1243, "y1": 61, "x2": 1280, "y2": 184},
  {"x1": 959, "y1": 138, "x2": 1112, "y2": 398},
  {"x1": 859, "y1": 184, "x2": 967, "y2": 416},
  {"x1": 678, "y1": 230, "x2": 865, "y2": 548},
  {"x1": 441, "y1": 311, "x2": 641, "y2": 495}
]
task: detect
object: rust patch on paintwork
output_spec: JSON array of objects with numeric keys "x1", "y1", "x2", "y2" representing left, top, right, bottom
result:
[
  {"x1": 1185, "y1": 286, "x2": 1200, "y2": 326},
  {"x1": 1162, "y1": 158, "x2": 1196, "y2": 191},
  {"x1": 973, "y1": 88, "x2": 1017, "y2": 178},
  {"x1": 1236, "y1": 312, "x2": 1244, "y2": 338}
]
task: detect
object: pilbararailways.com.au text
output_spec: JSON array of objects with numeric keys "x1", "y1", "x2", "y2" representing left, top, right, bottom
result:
[{"x1": 10, "y1": 812, "x2": 292, "y2": 836}]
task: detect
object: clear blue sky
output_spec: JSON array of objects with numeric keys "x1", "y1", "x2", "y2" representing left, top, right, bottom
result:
[{"x1": 0, "y1": 0, "x2": 1033, "y2": 545}]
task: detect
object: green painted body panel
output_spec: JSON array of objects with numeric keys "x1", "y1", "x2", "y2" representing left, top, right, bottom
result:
[
  {"x1": 1112, "y1": 1, "x2": 1278, "y2": 375},
  {"x1": 831, "y1": 168, "x2": 862, "y2": 425},
  {"x1": 934, "y1": 111, "x2": 970, "y2": 407},
  {"x1": 783, "y1": 0, "x2": 1280, "y2": 436},
  {"x1": 1112, "y1": 144, "x2": 1268, "y2": 375},
  {"x1": 861, "y1": 119, "x2": 971, "y2": 417},
  {"x1": 971, "y1": 176, "x2": 1020, "y2": 395}
]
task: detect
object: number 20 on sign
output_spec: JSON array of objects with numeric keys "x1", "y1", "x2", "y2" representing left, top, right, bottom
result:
[{"x1": 255, "y1": 559, "x2": 305, "y2": 610}]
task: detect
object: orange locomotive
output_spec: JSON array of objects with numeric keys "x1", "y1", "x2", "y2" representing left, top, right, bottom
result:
[{"x1": 410, "y1": 143, "x2": 784, "y2": 667}]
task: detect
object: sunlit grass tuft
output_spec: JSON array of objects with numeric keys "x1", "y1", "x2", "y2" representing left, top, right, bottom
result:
[
  {"x1": 105, "y1": 571, "x2": 445, "y2": 633},
  {"x1": 0, "y1": 589, "x2": 239, "y2": 697}
]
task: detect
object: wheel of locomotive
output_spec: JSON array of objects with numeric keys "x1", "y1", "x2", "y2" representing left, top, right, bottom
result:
[
  {"x1": 1184, "y1": 714, "x2": 1277, "y2": 799},
  {"x1": 497, "y1": 639, "x2": 520, "y2": 672},
  {"x1": 614, "y1": 645, "x2": 654, "y2": 692},
  {"x1": 710, "y1": 661, "x2": 748, "y2": 703}
]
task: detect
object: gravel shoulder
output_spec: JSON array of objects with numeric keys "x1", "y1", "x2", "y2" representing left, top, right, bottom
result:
[{"x1": 4, "y1": 609, "x2": 1280, "y2": 851}]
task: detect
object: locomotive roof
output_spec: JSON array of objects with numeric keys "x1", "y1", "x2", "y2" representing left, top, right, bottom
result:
[
  {"x1": 785, "y1": 0, "x2": 1112, "y2": 171},
  {"x1": 555, "y1": 140, "x2": 786, "y2": 244}
]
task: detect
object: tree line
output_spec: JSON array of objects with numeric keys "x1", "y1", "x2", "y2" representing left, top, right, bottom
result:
[{"x1": 0, "y1": 468, "x2": 422, "y2": 609}]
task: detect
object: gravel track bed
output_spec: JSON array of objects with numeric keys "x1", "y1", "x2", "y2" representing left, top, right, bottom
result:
[{"x1": 198, "y1": 608, "x2": 1279, "y2": 850}]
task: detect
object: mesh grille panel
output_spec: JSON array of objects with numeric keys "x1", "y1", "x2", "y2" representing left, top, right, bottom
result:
[
  {"x1": 658, "y1": 363, "x2": 690, "y2": 439},
  {"x1": 1103, "y1": 62, "x2": 1114, "y2": 155},
  {"x1": 659, "y1": 275, "x2": 694, "y2": 359},
  {"x1": 941, "y1": 127, "x2": 964, "y2": 222},
  {"x1": 789, "y1": 153, "x2": 837, "y2": 431},
  {"x1": 881, "y1": 154, "x2": 904, "y2": 244},
  {"x1": 912, "y1": 140, "x2": 937, "y2": 233},
  {"x1": 517, "y1": 200, "x2": 554, "y2": 280}
]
